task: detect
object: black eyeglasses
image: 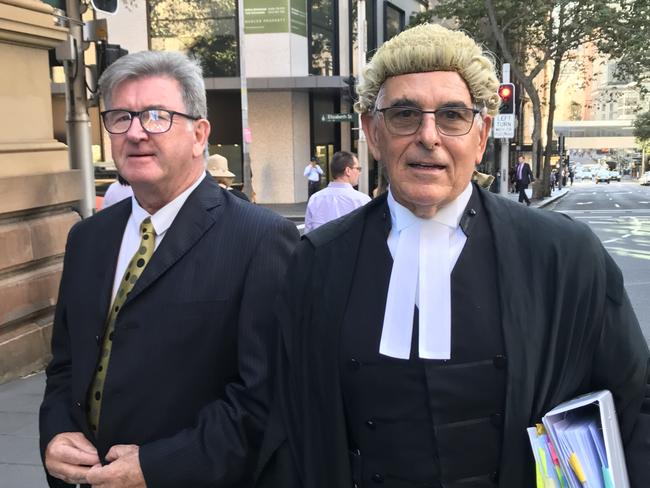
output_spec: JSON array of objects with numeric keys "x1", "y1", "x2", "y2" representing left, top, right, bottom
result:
[
  {"x1": 100, "y1": 109, "x2": 201, "y2": 135},
  {"x1": 376, "y1": 106, "x2": 481, "y2": 136}
]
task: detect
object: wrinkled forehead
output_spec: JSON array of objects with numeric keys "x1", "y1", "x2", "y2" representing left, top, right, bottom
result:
[{"x1": 375, "y1": 71, "x2": 473, "y2": 108}]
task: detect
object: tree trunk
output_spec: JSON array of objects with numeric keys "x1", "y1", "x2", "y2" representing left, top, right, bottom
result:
[{"x1": 538, "y1": 55, "x2": 563, "y2": 199}]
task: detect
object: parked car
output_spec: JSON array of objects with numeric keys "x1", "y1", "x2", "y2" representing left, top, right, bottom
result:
[
  {"x1": 576, "y1": 170, "x2": 592, "y2": 181},
  {"x1": 639, "y1": 172, "x2": 650, "y2": 186},
  {"x1": 595, "y1": 170, "x2": 611, "y2": 184},
  {"x1": 609, "y1": 170, "x2": 621, "y2": 182}
]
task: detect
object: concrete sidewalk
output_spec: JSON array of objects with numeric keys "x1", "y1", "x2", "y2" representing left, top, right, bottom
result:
[{"x1": 0, "y1": 372, "x2": 47, "y2": 487}]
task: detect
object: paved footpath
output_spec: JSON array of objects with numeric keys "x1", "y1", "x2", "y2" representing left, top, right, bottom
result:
[
  {"x1": 0, "y1": 372, "x2": 47, "y2": 488},
  {"x1": 0, "y1": 187, "x2": 569, "y2": 487}
]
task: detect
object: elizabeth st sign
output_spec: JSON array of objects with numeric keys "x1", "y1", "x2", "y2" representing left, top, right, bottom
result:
[{"x1": 321, "y1": 113, "x2": 354, "y2": 123}]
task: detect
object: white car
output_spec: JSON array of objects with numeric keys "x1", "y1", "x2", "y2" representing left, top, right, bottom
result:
[
  {"x1": 639, "y1": 172, "x2": 650, "y2": 186},
  {"x1": 595, "y1": 170, "x2": 611, "y2": 184},
  {"x1": 609, "y1": 170, "x2": 621, "y2": 182}
]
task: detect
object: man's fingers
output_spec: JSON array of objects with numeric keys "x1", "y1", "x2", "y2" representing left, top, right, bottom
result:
[
  {"x1": 45, "y1": 432, "x2": 100, "y2": 484},
  {"x1": 46, "y1": 461, "x2": 91, "y2": 485},
  {"x1": 105, "y1": 444, "x2": 138, "y2": 462}
]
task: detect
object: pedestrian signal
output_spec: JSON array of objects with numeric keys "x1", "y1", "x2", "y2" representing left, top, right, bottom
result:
[
  {"x1": 90, "y1": 0, "x2": 118, "y2": 14},
  {"x1": 498, "y1": 83, "x2": 515, "y2": 114}
]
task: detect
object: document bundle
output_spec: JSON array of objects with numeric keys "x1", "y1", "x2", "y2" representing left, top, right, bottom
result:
[{"x1": 527, "y1": 390, "x2": 629, "y2": 488}]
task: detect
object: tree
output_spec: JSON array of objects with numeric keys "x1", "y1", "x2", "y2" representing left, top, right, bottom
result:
[{"x1": 414, "y1": 0, "x2": 648, "y2": 198}]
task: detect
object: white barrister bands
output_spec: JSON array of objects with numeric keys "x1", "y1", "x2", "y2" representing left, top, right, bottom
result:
[{"x1": 380, "y1": 185, "x2": 472, "y2": 360}]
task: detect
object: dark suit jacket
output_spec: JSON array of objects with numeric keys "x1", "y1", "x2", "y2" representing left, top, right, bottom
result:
[
  {"x1": 256, "y1": 184, "x2": 650, "y2": 487},
  {"x1": 40, "y1": 176, "x2": 299, "y2": 487},
  {"x1": 515, "y1": 162, "x2": 534, "y2": 189}
]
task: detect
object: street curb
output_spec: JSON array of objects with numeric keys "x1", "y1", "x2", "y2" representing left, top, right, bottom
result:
[{"x1": 536, "y1": 188, "x2": 570, "y2": 208}]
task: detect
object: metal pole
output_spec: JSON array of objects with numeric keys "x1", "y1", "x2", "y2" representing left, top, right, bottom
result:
[
  {"x1": 65, "y1": 0, "x2": 95, "y2": 217},
  {"x1": 357, "y1": 0, "x2": 369, "y2": 195},
  {"x1": 499, "y1": 64, "x2": 510, "y2": 197},
  {"x1": 237, "y1": 0, "x2": 253, "y2": 199}
]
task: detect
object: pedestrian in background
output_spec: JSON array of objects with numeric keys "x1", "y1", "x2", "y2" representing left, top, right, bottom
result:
[
  {"x1": 255, "y1": 23, "x2": 650, "y2": 488},
  {"x1": 515, "y1": 155, "x2": 534, "y2": 206},
  {"x1": 550, "y1": 169, "x2": 557, "y2": 191},
  {"x1": 303, "y1": 156, "x2": 324, "y2": 198},
  {"x1": 101, "y1": 174, "x2": 133, "y2": 209},
  {"x1": 208, "y1": 153, "x2": 250, "y2": 201},
  {"x1": 40, "y1": 50, "x2": 298, "y2": 488},
  {"x1": 304, "y1": 151, "x2": 371, "y2": 233}
]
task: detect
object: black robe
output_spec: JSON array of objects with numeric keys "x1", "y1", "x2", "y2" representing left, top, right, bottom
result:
[{"x1": 257, "y1": 184, "x2": 650, "y2": 487}]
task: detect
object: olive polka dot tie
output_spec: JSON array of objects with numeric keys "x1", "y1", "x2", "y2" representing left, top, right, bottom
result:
[{"x1": 87, "y1": 217, "x2": 155, "y2": 434}]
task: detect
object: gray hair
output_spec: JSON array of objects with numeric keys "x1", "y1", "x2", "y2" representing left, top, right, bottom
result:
[
  {"x1": 98, "y1": 51, "x2": 208, "y2": 118},
  {"x1": 355, "y1": 24, "x2": 501, "y2": 116}
]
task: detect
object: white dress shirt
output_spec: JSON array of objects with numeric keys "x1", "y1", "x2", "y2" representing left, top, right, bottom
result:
[
  {"x1": 304, "y1": 164, "x2": 324, "y2": 182},
  {"x1": 304, "y1": 181, "x2": 371, "y2": 232},
  {"x1": 111, "y1": 172, "x2": 206, "y2": 302}
]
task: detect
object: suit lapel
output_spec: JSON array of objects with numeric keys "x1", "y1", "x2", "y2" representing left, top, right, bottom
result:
[
  {"x1": 91, "y1": 200, "x2": 132, "y2": 335},
  {"x1": 123, "y1": 176, "x2": 223, "y2": 306}
]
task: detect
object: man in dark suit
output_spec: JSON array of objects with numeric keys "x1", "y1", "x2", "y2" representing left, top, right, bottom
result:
[
  {"x1": 256, "y1": 24, "x2": 650, "y2": 487},
  {"x1": 39, "y1": 51, "x2": 298, "y2": 487},
  {"x1": 515, "y1": 155, "x2": 534, "y2": 205}
]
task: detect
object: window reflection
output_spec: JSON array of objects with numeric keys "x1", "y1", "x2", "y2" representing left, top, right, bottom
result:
[
  {"x1": 310, "y1": 0, "x2": 336, "y2": 76},
  {"x1": 148, "y1": 0, "x2": 239, "y2": 77},
  {"x1": 384, "y1": 3, "x2": 404, "y2": 41}
]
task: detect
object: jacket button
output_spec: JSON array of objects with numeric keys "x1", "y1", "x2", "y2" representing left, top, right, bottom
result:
[
  {"x1": 75, "y1": 401, "x2": 82, "y2": 408},
  {"x1": 492, "y1": 354, "x2": 507, "y2": 370},
  {"x1": 490, "y1": 413, "x2": 503, "y2": 428},
  {"x1": 372, "y1": 473, "x2": 384, "y2": 483},
  {"x1": 348, "y1": 358, "x2": 361, "y2": 371},
  {"x1": 365, "y1": 419, "x2": 376, "y2": 430},
  {"x1": 95, "y1": 335, "x2": 100, "y2": 345},
  {"x1": 468, "y1": 208, "x2": 477, "y2": 216}
]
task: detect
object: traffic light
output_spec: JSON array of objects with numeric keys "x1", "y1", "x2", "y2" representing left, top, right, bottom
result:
[
  {"x1": 96, "y1": 41, "x2": 128, "y2": 78},
  {"x1": 90, "y1": 0, "x2": 118, "y2": 14},
  {"x1": 498, "y1": 83, "x2": 515, "y2": 114},
  {"x1": 342, "y1": 75, "x2": 357, "y2": 104}
]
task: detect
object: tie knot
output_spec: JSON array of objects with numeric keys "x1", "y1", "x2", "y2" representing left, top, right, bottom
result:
[{"x1": 140, "y1": 217, "x2": 155, "y2": 238}]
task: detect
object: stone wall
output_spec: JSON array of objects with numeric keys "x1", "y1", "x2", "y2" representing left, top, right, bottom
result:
[{"x1": 0, "y1": 0, "x2": 81, "y2": 383}]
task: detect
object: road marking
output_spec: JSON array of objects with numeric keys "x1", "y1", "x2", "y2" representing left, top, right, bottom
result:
[
  {"x1": 576, "y1": 201, "x2": 593, "y2": 205},
  {"x1": 615, "y1": 203, "x2": 620, "y2": 208},
  {"x1": 640, "y1": 201, "x2": 650, "y2": 204}
]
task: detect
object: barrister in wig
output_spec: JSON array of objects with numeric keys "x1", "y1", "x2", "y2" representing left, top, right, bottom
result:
[{"x1": 255, "y1": 24, "x2": 650, "y2": 488}]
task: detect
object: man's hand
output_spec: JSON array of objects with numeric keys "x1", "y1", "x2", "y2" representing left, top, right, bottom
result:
[
  {"x1": 86, "y1": 444, "x2": 146, "y2": 488},
  {"x1": 45, "y1": 432, "x2": 100, "y2": 485}
]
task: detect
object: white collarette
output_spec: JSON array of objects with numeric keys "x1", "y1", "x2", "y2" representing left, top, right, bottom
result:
[{"x1": 381, "y1": 183, "x2": 472, "y2": 360}]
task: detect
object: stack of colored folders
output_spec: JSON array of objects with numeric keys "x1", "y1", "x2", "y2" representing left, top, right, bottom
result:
[{"x1": 527, "y1": 390, "x2": 630, "y2": 488}]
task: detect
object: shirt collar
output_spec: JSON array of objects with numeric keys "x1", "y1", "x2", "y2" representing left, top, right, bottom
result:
[
  {"x1": 129, "y1": 172, "x2": 206, "y2": 236},
  {"x1": 387, "y1": 182, "x2": 473, "y2": 233},
  {"x1": 328, "y1": 181, "x2": 353, "y2": 189}
]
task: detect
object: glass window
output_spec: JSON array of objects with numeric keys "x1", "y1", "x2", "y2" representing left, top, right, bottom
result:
[
  {"x1": 310, "y1": 0, "x2": 337, "y2": 76},
  {"x1": 148, "y1": 0, "x2": 239, "y2": 77},
  {"x1": 384, "y1": 2, "x2": 404, "y2": 41}
]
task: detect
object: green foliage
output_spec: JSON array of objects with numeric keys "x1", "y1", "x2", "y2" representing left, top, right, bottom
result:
[
  {"x1": 634, "y1": 110, "x2": 650, "y2": 142},
  {"x1": 186, "y1": 35, "x2": 238, "y2": 77},
  {"x1": 427, "y1": 0, "x2": 649, "y2": 86}
]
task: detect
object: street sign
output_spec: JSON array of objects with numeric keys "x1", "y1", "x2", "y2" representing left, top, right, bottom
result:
[
  {"x1": 321, "y1": 113, "x2": 353, "y2": 123},
  {"x1": 493, "y1": 114, "x2": 515, "y2": 138}
]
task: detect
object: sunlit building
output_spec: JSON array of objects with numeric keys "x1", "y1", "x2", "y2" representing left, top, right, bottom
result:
[{"x1": 88, "y1": 0, "x2": 429, "y2": 203}]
